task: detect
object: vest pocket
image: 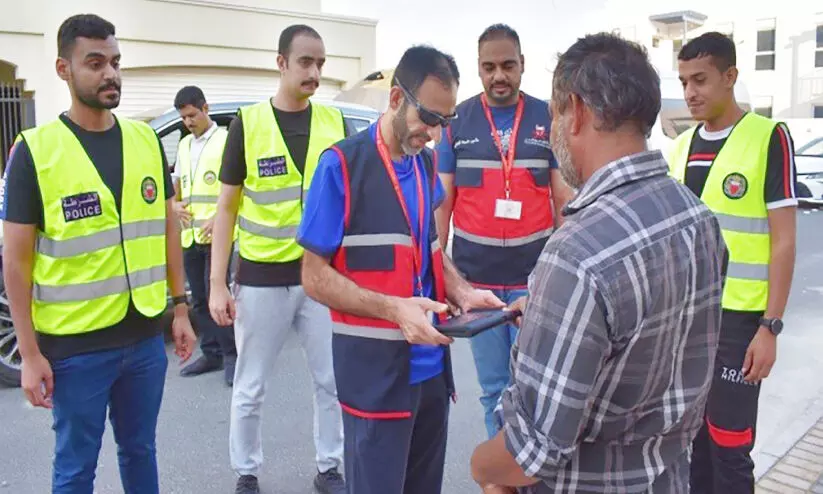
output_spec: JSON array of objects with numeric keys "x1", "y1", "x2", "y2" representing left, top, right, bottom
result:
[
  {"x1": 455, "y1": 167, "x2": 483, "y2": 188},
  {"x1": 528, "y1": 167, "x2": 551, "y2": 187},
  {"x1": 345, "y1": 245, "x2": 395, "y2": 271}
]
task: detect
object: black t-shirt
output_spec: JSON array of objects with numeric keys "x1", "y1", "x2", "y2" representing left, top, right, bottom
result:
[
  {"x1": 1, "y1": 114, "x2": 174, "y2": 362},
  {"x1": 219, "y1": 101, "x2": 346, "y2": 287}
]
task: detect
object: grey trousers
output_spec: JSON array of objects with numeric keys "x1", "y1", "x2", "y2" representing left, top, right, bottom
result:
[{"x1": 229, "y1": 285, "x2": 344, "y2": 476}]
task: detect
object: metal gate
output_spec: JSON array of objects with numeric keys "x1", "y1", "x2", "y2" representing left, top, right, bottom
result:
[{"x1": 0, "y1": 81, "x2": 35, "y2": 172}]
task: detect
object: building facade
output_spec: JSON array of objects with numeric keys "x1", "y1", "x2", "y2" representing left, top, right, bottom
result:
[
  {"x1": 0, "y1": 0, "x2": 377, "y2": 169},
  {"x1": 610, "y1": 7, "x2": 823, "y2": 122}
]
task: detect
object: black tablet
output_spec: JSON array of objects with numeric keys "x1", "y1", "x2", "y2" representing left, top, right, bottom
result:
[{"x1": 433, "y1": 309, "x2": 521, "y2": 338}]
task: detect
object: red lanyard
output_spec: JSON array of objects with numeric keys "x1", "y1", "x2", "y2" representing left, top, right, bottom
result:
[
  {"x1": 480, "y1": 93, "x2": 525, "y2": 199},
  {"x1": 375, "y1": 118, "x2": 426, "y2": 295}
]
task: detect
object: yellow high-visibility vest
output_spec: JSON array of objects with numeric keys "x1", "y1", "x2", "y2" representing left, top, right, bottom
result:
[
  {"x1": 177, "y1": 126, "x2": 228, "y2": 247},
  {"x1": 237, "y1": 101, "x2": 345, "y2": 263},
  {"x1": 21, "y1": 117, "x2": 168, "y2": 335},
  {"x1": 668, "y1": 112, "x2": 775, "y2": 311}
]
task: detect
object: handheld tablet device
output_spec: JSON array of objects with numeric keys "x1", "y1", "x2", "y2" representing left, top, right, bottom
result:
[{"x1": 433, "y1": 309, "x2": 521, "y2": 338}]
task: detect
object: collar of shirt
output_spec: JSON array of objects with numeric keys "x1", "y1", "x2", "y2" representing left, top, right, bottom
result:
[
  {"x1": 562, "y1": 150, "x2": 669, "y2": 216},
  {"x1": 193, "y1": 121, "x2": 218, "y2": 143}
]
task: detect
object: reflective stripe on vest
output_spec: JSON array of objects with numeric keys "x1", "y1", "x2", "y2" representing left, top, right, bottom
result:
[
  {"x1": 178, "y1": 127, "x2": 228, "y2": 247},
  {"x1": 455, "y1": 158, "x2": 551, "y2": 169},
  {"x1": 668, "y1": 112, "x2": 774, "y2": 311},
  {"x1": 23, "y1": 117, "x2": 168, "y2": 335},
  {"x1": 332, "y1": 322, "x2": 405, "y2": 341},
  {"x1": 238, "y1": 101, "x2": 345, "y2": 263},
  {"x1": 453, "y1": 226, "x2": 554, "y2": 247}
]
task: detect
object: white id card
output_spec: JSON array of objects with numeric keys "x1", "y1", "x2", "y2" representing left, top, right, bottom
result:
[{"x1": 495, "y1": 199, "x2": 522, "y2": 220}]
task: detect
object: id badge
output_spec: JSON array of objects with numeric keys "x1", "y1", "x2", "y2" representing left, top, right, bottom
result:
[{"x1": 495, "y1": 199, "x2": 522, "y2": 220}]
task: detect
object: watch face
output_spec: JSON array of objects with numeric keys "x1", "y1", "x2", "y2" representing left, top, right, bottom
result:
[{"x1": 772, "y1": 319, "x2": 784, "y2": 335}]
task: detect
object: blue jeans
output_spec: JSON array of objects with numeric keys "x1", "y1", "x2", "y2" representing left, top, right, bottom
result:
[
  {"x1": 50, "y1": 334, "x2": 168, "y2": 494},
  {"x1": 468, "y1": 287, "x2": 528, "y2": 438}
]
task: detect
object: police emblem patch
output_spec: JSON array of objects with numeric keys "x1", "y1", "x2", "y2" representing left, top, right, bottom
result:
[
  {"x1": 141, "y1": 177, "x2": 158, "y2": 204},
  {"x1": 723, "y1": 173, "x2": 748, "y2": 199},
  {"x1": 203, "y1": 171, "x2": 217, "y2": 185}
]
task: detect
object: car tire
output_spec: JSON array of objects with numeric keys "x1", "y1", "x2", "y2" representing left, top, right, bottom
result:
[{"x1": 0, "y1": 261, "x2": 22, "y2": 387}]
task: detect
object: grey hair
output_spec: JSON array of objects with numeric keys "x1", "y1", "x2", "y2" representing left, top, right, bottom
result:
[{"x1": 551, "y1": 33, "x2": 661, "y2": 137}]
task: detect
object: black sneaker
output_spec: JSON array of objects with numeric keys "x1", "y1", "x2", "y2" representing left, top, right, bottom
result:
[
  {"x1": 314, "y1": 468, "x2": 345, "y2": 494},
  {"x1": 235, "y1": 475, "x2": 259, "y2": 494},
  {"x1": 180, "y1": 355, "x2": 223, "y2": 377}
]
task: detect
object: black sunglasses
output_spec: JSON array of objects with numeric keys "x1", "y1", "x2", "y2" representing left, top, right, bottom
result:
[{"x1": 396, "y1": 81, "x2": 456, "y2": 128}]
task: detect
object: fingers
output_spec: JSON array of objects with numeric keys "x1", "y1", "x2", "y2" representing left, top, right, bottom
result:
[
  {"x1": 742, "y1": 346, "x2": 754, "y2": 379},
  {"x1": 228, "y1": 298, "x2": 237, "y2": 322},
  {"x1": 482, "y1": 291, "x2": 506, "y2": 308},
  {"x1": 44, "y1": 371, "x2": 54, "y2": 405},
  {"x1": 416, "y1": 297, "x2": 449, "y2": 314}
]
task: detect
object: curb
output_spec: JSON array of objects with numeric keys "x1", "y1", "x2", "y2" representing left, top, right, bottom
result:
[{"x1": 757, "y1": 417, "x2": 823, "y2": 493}]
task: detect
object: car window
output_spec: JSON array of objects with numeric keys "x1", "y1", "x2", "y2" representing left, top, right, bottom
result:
[
  {"x1": 797, "y1": 137, "x2": 823, "y2": 157},
  {"x1": 160, "y1": 128, "x2": 182, "y2": 171},
  {"x1": 344, "y1": 117, "x2": 372, "y2": 136}
]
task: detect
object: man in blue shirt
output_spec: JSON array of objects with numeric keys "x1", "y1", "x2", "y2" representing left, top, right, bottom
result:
[
  {"x1": 298, "y1": 45, "x2": 505, "y2": 494},
  {"x1": 435, "y1": 24, "x2": 573, "y2": 439}
]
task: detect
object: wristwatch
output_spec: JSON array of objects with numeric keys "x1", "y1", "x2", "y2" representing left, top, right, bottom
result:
[
  {"x1": 171, "y1": 294, "x2": 189, "y2": 307},
  {"x1": 759, "y1": 316, "x2": 784, "y2": 336}
]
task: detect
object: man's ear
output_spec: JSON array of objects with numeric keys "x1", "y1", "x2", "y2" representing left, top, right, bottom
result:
[
  {"x1": 55, "y1": 57, "x2": 70, "y2": 82},
  {"x1": 276, "y1": 53, "x2": 288, "y2": 72},
  {"x1": 569, "y1": 94, "x2": 585, "y2": 136},
  {"x1": 388, "y1": 86, "x2": 405, "y2": 111},
  {"x1": 724, "y1": 66, "x2": 739, "y2": 89}
]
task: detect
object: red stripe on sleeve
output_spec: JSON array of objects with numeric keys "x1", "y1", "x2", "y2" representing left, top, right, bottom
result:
[
  {"x1": 331, "y1": 146, "x2": 351, "y2": 230},
  {"x1": 777, "y1": 125, "x2": 791, "y2": 198}
]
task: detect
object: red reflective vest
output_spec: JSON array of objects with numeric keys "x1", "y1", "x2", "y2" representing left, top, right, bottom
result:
[
  {"x1": 448, "y1": 92, "x2": 556, "y2": 288},
  {"x1": 328, "y1": 127, "x2": 453, "y2": 419}
]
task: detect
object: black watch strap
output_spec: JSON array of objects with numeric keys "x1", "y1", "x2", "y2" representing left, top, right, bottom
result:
[{"x1": 172, "y1": 295, "x2": 188, "y2": 306}]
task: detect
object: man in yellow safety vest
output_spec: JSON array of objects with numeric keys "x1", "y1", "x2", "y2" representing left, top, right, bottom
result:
[
  {"x1": 0, "y1": 13, "x2": 195, "y2": 494},
  {"x1": 670, "y1": 32, "x2": 797, "y2": 494},
  {"x1": 171, "y1": 85, "x2": 237, "y2": 386},
  {"x1": 208, "y1": 24, "x2": 347, "y2": 494}
]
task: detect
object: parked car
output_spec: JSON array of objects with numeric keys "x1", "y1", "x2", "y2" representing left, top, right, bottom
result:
[
  {"x1": 0, "y1": 99, "x2": 381, "y2": 387},
  {"x1": 795, "y1": 136, "x2": 823, "y2": 206}
]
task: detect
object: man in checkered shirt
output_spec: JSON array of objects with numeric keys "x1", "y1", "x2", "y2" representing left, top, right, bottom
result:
[{"x1": 470, "y1": 33, "x2": 728, "y2": 494}]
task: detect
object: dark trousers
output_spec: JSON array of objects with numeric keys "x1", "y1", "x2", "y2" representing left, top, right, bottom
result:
[
  {"x1": 690, "y1": 311, "x2": 762, "y2": 494},
  {"x1": 51, "y1": 335, "x2": 167, "y2": 494},
  {"x1": 343, "y1": 373, "x2": 450, "y2": 494},
  {"x1": 183, "y1": 243, "x2": 236, "y2": 362}
]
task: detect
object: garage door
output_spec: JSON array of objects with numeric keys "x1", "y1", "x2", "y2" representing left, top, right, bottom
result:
[{"x1": 116, "y1": 66, "x2": 343, "y2": 118}]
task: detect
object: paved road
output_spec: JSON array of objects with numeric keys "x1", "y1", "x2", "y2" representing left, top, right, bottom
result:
[{"x1": 2, "y1": 209, "x2": 823, "y2": 494}]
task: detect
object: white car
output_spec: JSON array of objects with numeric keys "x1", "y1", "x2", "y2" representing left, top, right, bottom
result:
[{"x1": 795, "y1": 136, "x2": 823, "y2": 206}]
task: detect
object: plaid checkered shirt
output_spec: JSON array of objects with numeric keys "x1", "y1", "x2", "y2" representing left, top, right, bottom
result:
[{"x1": 497, "y1": 150, "x2": 727, "y2": 493}]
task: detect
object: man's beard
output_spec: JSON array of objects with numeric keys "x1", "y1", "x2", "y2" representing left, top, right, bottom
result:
[
  {"x1": 392, "y1": 103, "x2": 426, "y2": 156},
  {"x1": 75, "y1": 77, "x2": 121, "y2": 110},
  {"x1": 552, "y1": 116, "x2": 582, "y2": 190}
]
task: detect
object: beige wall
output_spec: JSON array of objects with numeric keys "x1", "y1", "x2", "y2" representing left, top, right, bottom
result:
[{"x1": 0, "y1": 0, "x2": 377, "y2": 125}]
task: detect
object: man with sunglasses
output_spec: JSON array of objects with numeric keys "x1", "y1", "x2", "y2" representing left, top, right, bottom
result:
[
  {"x1": 435, "y1": 24, "x2": 573, "y2": 439},
  {"x1": 298, "y1": 45, "x2": 505, "y2": 494}
]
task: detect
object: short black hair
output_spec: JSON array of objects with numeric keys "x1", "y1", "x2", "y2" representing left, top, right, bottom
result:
[
  {"x1": 552, "y1": 32, "x2": 661, "y2": 137},
  {"x1": 174, "y1": 86, "x2": 207, "y2": 110},
  {"x1": 478, "y1": 23, "x2": 521, "y2": 53},
  {"x1": 391, "y1": 45, "x2": 460, "y2": 97},
  {"x1": 278, "y1": 24, "x2": 322, "y2": 58},
  {"x1": 678, "y1": 32, "x2": 736, "y2": 71},
  {"x1": 57, "y1": 14, "x2": 116, "y2": 59}
]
